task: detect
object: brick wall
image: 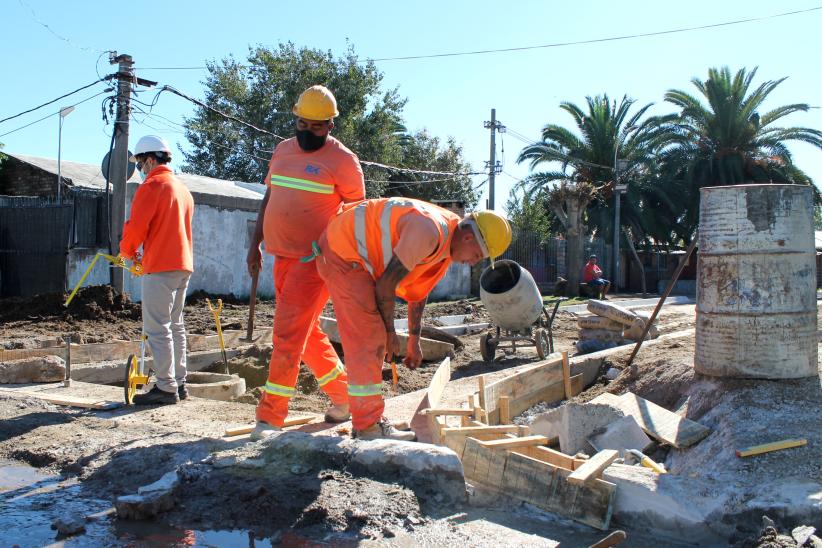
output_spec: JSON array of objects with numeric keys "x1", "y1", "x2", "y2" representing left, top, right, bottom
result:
[{"x1": 0, "y1": 157, "x2": 58, "y2": 197}]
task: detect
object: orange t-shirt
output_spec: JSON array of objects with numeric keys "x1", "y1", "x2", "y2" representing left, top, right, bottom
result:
[
  {"x1": 120, "y1": 165, "x2": 194, "y2": 274},
  {"x1": 262, "y1": 136, "x2": 364, "y2": 258}
]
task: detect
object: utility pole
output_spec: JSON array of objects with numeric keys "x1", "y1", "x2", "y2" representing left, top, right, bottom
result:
[
  {"x1": 613, "y1": 159, "x2": 628, "y2": 291},
  {"x1": 109, "y1": 53, "x2": 133, "y2": 293},
  {"x1": 484, "y1": 109, "x2": 504, "y2": 210}
]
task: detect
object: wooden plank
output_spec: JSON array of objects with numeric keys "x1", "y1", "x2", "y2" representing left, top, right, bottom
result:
[
  {"x1": 426, "y1": 357, "x2": 451, "y2": 409},
  {"x1": 0, "y1": 389, "x2": 121, "y2": 410},
  {"x1": 419, "y1": 407, "x2": 473, "y2": 416},
  {"x1": 320, "y1": 316, "x2": 453, "y2": 361},
  {"x1": 482, "y1": 357, "x2": 564, "y2": 423},
  {"x1": 479, "y1": 435, "x2": 549, "y2": 450},
  {"x1": 562, "y1": 351, "x2": 572, "y2": 399},
  {"x1": 512, "y1": 445, "x2": 575, "y2": 471},
  {"x1": 441, "y1": 425, "x2": 518, "y2": 457},
  {"x1": 590, "y1": 392, "x2": 710, "y2": 449},
  {"x1": 568, "y1": 450, "x2": 619, "y2": 485},
  {"x1": 223, "y1": 416, "x2": 316, "y2": 437},
  {"x1": 498, "y1": 396, "x2": 510, "y2": 424},
  {"x1": 477, "y1": 375, "x2": 487, "y2": 410},
  {"x1": 462, "y1": 437, "x2": 615, "y2": 530}
]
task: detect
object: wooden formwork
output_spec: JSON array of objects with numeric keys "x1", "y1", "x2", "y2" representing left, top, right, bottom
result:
[{"x1": 420, "y1": 351, "x2": 616, "y2": 531}]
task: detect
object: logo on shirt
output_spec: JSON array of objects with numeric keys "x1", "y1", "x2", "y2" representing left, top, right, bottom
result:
[{"x1": 305, "y1": 165, "x2": 321, "y2": 175}]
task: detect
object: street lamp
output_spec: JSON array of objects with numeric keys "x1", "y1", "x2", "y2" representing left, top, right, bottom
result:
[{"x1": 57, "y1": 105, "x2": 75, "y2": 203}]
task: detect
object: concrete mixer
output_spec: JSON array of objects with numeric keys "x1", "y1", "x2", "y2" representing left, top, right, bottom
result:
[{"x1": 479, "y1": 259, "x2": 565, "y2": 361}]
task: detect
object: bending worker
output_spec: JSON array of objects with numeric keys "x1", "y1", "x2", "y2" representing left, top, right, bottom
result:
[
  {"x1": 247, "y1": 86, "x2": 364, "y2": 440},
  {"x1": 120, "y1": 135, "x2": 194, "y2": 405},
  {"x1": 315, "y1": 197, "x2": 511, "y2": 440}
]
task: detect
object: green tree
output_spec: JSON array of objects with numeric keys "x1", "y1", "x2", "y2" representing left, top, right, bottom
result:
[
  {"x1": 505, "y1": 187, "x2": 556, "y2": 241},
  {"x1": 384, "y1": 129, "x2": 478, "y2": 208},
  {"x1": 516, "y1": 95, "x2": 675, "y2": 290},
  {"x1": 181, "y1": 42, "x2": 407, "y2": 196},
  {"x1": 660, "y1": 66, "x2": 822, "y2": 238}
]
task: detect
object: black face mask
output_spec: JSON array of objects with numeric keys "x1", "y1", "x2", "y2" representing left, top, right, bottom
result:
[{"x1": 295, "y1": 129, "x2": 327, "y2": 152}]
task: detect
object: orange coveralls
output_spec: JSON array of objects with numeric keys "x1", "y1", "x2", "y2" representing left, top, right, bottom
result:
[
  {"x1": 256, "y1": 136, "x2": 364, "y2": 426},
  {"x1": 317, "y1": 198, "x2": 460, "y2": 429}
]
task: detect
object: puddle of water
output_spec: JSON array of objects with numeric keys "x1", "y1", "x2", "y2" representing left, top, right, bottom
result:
[{"x1": 0, "y1": 459, "x2": 55, "y2": 492}]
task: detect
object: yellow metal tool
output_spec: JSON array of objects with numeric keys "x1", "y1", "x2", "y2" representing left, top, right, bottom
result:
[
  {"x1": 627, "y1": 449, "x2": 667, "y2": 474},
  {"x1": 124, "y1": 334, "x2": 151, "y2": 404},
  {"x1": 206, "y1": 298, "x2": 229, "y2": 374},
  {"x1": 736, "y1": 438, "x2": 807, "y2": 458},
  {"x1": 65, "y1": 252, "x2": 143, "y2": 307}
]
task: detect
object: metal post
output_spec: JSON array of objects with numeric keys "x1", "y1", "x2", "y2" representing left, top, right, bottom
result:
[
  {"x1": 488, "y1": 108, "x2": 496, "y2": 210},
  {"x1": 57, "y1": 116, "x2": 63, "y2": 203},
  {"x1": 109, "y1": 54, "x2": 133, "y2": 293},
  {"x1": 613, "y1": 186, "x2": 620, "y2": 289}
]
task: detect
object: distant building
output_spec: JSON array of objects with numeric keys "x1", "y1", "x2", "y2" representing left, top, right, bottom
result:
[{"x1": 0, "y1": 153, "x2": 274, "y2": 300}]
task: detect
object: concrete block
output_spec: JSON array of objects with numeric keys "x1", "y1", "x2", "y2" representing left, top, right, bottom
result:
[
  {"x1": 588, "y1": 416, "x2": 653, "y2": 457},
  {"x1": 115, "y1": 471, "x2": 179, "y2": 520},
  {"x1": 530, "y1": 402, "x2": 625, "y2": 455},
  {"x1": 185, "y1": 372, "x2": 246, "y2": 401},
  {"x1": 0, "y1": 355, "x2": 65, "y2": 383}
]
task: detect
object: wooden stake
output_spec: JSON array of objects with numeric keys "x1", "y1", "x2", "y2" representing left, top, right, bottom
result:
[
  {"x1": 223, "y1": 415, "x2": 316, "y2": 437},
  {"x1": 517, "y1": 425, "x2": 530, "y2": 437},
  {"x1": 499, "y1": 396, "x2": 510, "y2": 424},
  {"x1": 561, "y1": 350, "x2": 572, "y2": 399},
  {"x1": 478, "y1": 375, "x2": 486, "y2": 410}
]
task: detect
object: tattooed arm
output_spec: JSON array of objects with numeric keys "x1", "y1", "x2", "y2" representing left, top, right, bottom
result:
[{"x1": 375, "y1": 256, "x2": 410, "y2": 363}]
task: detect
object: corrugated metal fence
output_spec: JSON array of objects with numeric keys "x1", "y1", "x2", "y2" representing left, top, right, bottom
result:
[{"x1": 0, "y1": 193, "x2": 108, "y2": 297}]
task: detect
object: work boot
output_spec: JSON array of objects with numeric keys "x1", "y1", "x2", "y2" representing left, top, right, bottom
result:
[
  {"x1": 249, "y1": 421, "x2": 281, "y2": 441},
  {"x1": 354, "y1": 417, "x2": 417, "y2": 442},
  {"x1": 324, "y1": 403, "x2": 350, "y2": 423},
  {"x1": 177, "y1": 383, "x2": 189, "y2": 401},
  {"x1": 132, "y1": 386, "x2": 179, "y2": 406}
]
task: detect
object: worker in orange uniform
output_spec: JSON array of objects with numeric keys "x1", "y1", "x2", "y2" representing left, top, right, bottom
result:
[
  {"x1": 247, "y1": 86, "x2": 364, "y2": 440},
  {"x1": 120, "y1": 135, "x2": 194, "y2": 405},
  {"x1": 314, "y1": 197, "x2": 512, "y2": 440}
]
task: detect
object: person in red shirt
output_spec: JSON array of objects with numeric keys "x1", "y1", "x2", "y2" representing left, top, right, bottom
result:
[
  {"x1": 582, "y1": 254, "x2": 611, "y2": 299},
  {"x1": 246, "y1": 86, "x2": 364, "y2": 440},
  {"x1": 119, "y1": 135, "x2": 194, "y2": 405}
]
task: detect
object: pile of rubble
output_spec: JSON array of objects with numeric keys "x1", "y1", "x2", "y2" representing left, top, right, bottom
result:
[{"x1": 576, "y1": 300, "x2": 659, "y2": 354}]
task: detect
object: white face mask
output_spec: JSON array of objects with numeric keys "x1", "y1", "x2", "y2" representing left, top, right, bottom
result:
[{"x1": 139, "y1": 169, "x2": 147, "y2": 182}]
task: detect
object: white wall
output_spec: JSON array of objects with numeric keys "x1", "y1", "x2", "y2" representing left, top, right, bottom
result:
[
  {"x1": 429, "y1": 262, "x2": 470, "y2": 301},
  {"x1": 67, "y1": 202, "x2": 275, "y2": 303}
]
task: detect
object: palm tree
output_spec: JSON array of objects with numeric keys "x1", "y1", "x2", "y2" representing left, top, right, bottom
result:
[
  {"x1": 661, "y1": 66, "x2": 822, "y2": 237},
  {"x1": 517, "y1": 94, "x2": 673, "y2": 294}
]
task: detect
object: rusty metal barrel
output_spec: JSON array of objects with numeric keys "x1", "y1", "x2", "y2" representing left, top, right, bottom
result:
[
  {"x1": 695, "y1": 184, "x2": 818, "y2": 378},
  {"x1": 480, "y1": 259, "x2": 543, "y2": 332}
]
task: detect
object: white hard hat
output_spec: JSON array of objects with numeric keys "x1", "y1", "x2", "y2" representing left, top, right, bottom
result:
[{"x1": 130, "y1": 135, "x2": 172, "y2": 161}]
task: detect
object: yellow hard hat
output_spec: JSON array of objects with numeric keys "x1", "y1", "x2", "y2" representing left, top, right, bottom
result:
[
  {"x1": 292, "y1": 85, "x2": 339, "y2": 121},
  {"x1": 470, "y1": 210, "x2": 512, "y2": 262}
]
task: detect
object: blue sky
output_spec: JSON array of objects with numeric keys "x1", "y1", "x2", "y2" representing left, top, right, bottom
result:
[{"x1": 1, "y1": 0, "x2": 820, "y2": 212}]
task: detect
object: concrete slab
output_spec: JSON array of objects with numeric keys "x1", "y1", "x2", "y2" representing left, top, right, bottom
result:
[
  {"x1": 0, "y1": 355, "x2": 65, "y2": 383},
  {"x1": 588, "y1": 416, "x2": 653, "y2": 457},
  {"x1": 529, "y1": 402, "x2": 625, "y2": 455}
]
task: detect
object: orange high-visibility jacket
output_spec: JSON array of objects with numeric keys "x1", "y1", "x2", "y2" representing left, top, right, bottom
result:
[
  {"x1": 326, "y1": 197, "x2": 460, "y2": 302},
  {"x1": 120, "y1": 165, "x2": 194, "y2": 274}
]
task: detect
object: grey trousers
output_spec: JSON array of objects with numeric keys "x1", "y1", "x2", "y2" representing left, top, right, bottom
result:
[{"x1": 141, "y1": 270, "x2": 191, "y2": 393}]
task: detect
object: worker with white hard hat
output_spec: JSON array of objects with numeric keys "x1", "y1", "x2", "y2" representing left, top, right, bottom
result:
[{"x1": 120, "y1": 135, "x2": 194, "y2": 405}]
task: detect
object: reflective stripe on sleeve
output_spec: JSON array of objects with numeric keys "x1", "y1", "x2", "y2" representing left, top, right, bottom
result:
[
  {"x1": 348, "y1": 383, "x2": 383, "y2": 397},
  {"x1": 263, "y1": 381, "x2": 296, "y2": 398},
  {"x1": 270, "y1": 174, "x2": 334, "y2": 194}
]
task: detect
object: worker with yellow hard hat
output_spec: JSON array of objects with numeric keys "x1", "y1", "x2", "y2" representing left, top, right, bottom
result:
[
  {"x1": 247, "y1": 85, "x2": 365, "y2": 440},
  {"x1": 310, "y1": 197, "x2": 511, "y2": 441}
]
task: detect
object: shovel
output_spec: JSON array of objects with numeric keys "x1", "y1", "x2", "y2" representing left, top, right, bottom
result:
[
  {"x1": 246, "y1": 265, "x2": 259, "y2": 342},
  {"x1": 206, "y1": 298, "x2": 229, "y2": 374}
]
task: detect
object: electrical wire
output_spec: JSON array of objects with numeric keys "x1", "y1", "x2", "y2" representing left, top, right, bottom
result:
[
  {"x1": 0, "y1": 79, "x2": 107, "y2": 125},
  {"x1": 365, "y1": 6, "x2": 822, "y2": 62},
  {"x1": 132, "y1": 6, "x2": 822, "y2": 69},
  {"x1": 0, "y1": 89, "x2": 110, "y2": 138},
  {"x1": 18, "y1": 0, "x2": 106, "y2": 54}
]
